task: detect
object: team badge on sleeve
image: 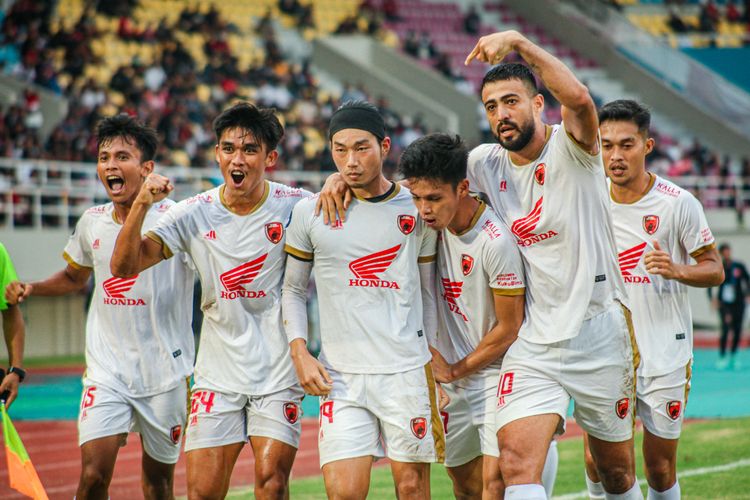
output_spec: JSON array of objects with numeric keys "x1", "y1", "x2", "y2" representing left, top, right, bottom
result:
[
  {"x1": 398, "y1": 215, "x2": 416, "y2": 235},
  {"x1": 615, "y1": 398, "x2": 630, "y2": 419},
  {"x1": 170, "y1": 424, "x2": 182, "y2": 444},
  {"x1": 643, "y1": 215, "x2": 660, "y2": 235},
  {"x1": 265, "y1": 222, "x2": 284, "y2": 244},
  {"x1": 461, "y1": 254, "x2": 474, "y2": 276},
  {"x1": 666, "y1": 401, "x2": 682, "y2": 420},
  {"x1": 283, "y1": 402, "x2": 299, "y2": 424},
  {"x1": 410, "y1": 417, "x2": 427, "y2": 439}
]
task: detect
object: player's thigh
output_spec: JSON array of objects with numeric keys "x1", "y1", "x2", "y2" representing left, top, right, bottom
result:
[
  {"x1": 390, "y1": 460, "x2": 431, "y2": 497},
  {"x1": 79, "y1": 434, "x2": 125, "y2": 484},
  {"x1": 441, "y1": 383, "x2": 482, "y2": 468},
  {"x1": 374, "y1": 366, "x2": 444, "y2": 464},
  {"x1": 566, "y1": 305, "x2": 638, "y2": 443},
  {"x1": 446, "y1": 455, "x2": 483, "y2": 498},
  {"x1": 185, "y1": 388, "x2": 247, "y2": 452},
  {"x1": 133, "y1": 382, "x2": 189, "y2": 465},
  {"x1": 78, "y1": 382, "x2": 133, "y2": 448},
  {"x1": 186, "y1": 442, "x2": 244, "y2": 499},
  {"x1": 318, "y1": 370, "x2": 383, "y2": 467},
  {"x1": 322, "y1": 455, "x2": 374, "y2": 500},
  {"x1": 497, "y1": 413, "x2": 560, "y2": 485},
  {"x1": 246, "y1": 385, "x2": 304, "y2": 450},
  {"x1": 636, "y1": 365, "x2": 690, "y2": 441},
  {"x1": 248, "y1": 435, "x2": 297, "y2": 481}
]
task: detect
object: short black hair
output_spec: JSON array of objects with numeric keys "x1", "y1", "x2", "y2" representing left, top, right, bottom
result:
[
  {"x1": 398, "y1": 133, "x2": 468, "y2": 189},
  {"x1": 213, "y1": 102, "x2": 284, "y2": 151},
  {"x1": 598, "y1": 100, "x2": 651, "y2": 136},
  {"x1": 96, "y1": 114, "x2": 158, "y2": 162},
  {"x1": 480, "y1": 63, "x2": 538, "y2": 96},
  {"x1": 328, "y1": 100, "x2": 386, "y2": 142},
  {"x1": 719, "y1": 242, "x2": 731, "y2": 252}
]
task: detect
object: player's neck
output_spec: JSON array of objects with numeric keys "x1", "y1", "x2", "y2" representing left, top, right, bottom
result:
[
  {"x1": 448, "y1": 196, "x2": 481, "y2": 235},
  {"x1": 508, "y1": 124, "x2": 551, "y2": 166},
  {"x1": 351, "y1": 175, "x2": 392, "y2": 200},
  {"x1": 222, "y1": 180, "x2": 267, "y2": 215},
  {"x1": 111, "y1": 200, "x2": 134, "y2": 225},
  {"x1": 611, "y1": 171, "x2": 654, "y2": 204}
]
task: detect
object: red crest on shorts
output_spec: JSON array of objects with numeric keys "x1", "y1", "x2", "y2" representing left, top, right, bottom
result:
[
  {"x1": 643, "y1": 215, "x2": 660, "y2": 235},
  {"x1": 666, "y1": 401, "x2": 682, "y2": 420},
  {"x1": 534, "y1": 163, "x2": 546, "y2": 185},
  {"x1": 283, "y1": 402, "x2": 299, "y2": 424},
  {"x1": 461, "y1": 254, "x2": 474, "y2": 276},
  {"x1": 170, "y1": 424, "x2": 182, "y2": 444},
  {"x1": 398, "y1": 215, "x2": 416, "y2": 235},
  {"x1": 265, "y1": 222, "x2": 284, "y2": 244},
  {"x1": 411, "y1": 417, "x2": 427, "y2": 439},
  {"x1": 615, "y1": 398, "x2": 630, "y2": 419}
]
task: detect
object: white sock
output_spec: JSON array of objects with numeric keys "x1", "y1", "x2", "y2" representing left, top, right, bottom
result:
[
  {"x1": 585, "y1": 470, "x2": 606, "y2": 499},
  {"x1": 605, "y1": 479, "x2": 643, "y2": 500},
  {"x1": 647, "y1": 481, "x2": 680, "y2": 500},
  {"x1": 541, "y1": 440, "x2": 558, "y2": 498},
  {"x1": 505, "y1": 483, "x2": 547, "y2": 499}
]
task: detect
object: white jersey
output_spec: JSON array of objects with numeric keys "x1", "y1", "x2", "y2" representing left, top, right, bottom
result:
[
  {"x1": 435, "y1": 201, "x2": 525, "y2": 389},
  {"x1": 285, "y1": 183, "x2": 436, "y2": 374},
  {"x1": 149, "y1": 181, "x2": 311, "y2": 395},
  {"x1": 609, "y1": 174, "x2": 715, "y2": 377},
  {"x1": 467, "y1": 123, "x2": 626, "y2": 344},
  {"x1": 63, "y1": 200, "x2": 195, "y2": 397}
]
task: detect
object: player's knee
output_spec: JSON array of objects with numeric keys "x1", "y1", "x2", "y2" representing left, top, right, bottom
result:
[
  {"x1": 188, "y1": 481, "x2": 225, "y2": 500},
  {"x1": 79, "y1": 465, "x2": 112, "y2": 494},
  {"x1": 644, "y1": 457, "x2": 676, "y2": 491},
  {"x1": 394, "y1": 469, "x2": 427, "y2": 499},
  {"x1": 142, "y1": 474, "x2": 172, "y2": 500},
  {"x1": 498, "y1": 443, "x2": 534, "y2": 483},
  {"x1": 254, "y1": 467, "x2": 289, "y2": 499},
  {"x1": 597, "y1": 462, "x2": 635, "y2": 494},
  {"x1": 449, "y1": 478, "x2": 481, "y2": 499},
  {"x1": 483, "y1": 476, "x2": 505, "y2": 498}
]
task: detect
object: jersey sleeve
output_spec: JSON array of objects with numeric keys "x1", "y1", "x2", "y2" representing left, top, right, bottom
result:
[
  {"x1": 147, "y1": 202, "x2": 190, "y2": 259},
  {"x1": 418, "y1": 224, "x2": 437, "y2": 263},
  {"x1": 485, "y1": 234, "x2": 526, "y2": 296},
  {"x1": 677, "y1": 192, "x2": 715, "y2": 258},
  {"x1": 0, "y1": 243, "x2": 18, "y2": 311},
  {"x1": 63, "y1": 213, "x2": 93, "y2": 269},
  {"x1": 284, "y1": 198, "x2": 314, "y2": 261},
  {"x1": 554, "y1": 121, "x2": 603, "y2": 172},
  {"x1": 467, "y1": 144, "x2": 494, "y2": 195}
]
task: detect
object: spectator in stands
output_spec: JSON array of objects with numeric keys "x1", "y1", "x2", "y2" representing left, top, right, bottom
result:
[
  {"x1": 417, "y1": 31, "x2": 437, "y2": 60},
  {"x1": 711, "y1": 243, "x2": 750, "y2": 370},
  {"x1": 383, "y1": 0, "x2": 400, "y2": 21},
  {"x1": 726, "y1": 0, "x2": 742, "y2": 23},
  {"x1": 0, "y1": 242, "x2": 25, "y2": 409},
  {"x1": 668, "y1": 8, "x2": 690, "y2": 33},
  {"x1": 699, "y1": 1, "x2": 718, "y2": 32},
  {"x1": 464, "y1": 6, "x2": 481, "y2": 35}
]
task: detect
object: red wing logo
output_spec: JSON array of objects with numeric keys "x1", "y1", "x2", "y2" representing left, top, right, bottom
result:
[
  {"x1": 170, "y1": 424, "x2": 182, "y2": 444},
  {"x1": 102, "y1": 275, "x2": 138, "y2": 298},
  {"x1": 283, "y1": 402, "x2": 299, "y2": 424},
  {"x1": 643, "y1": 215, "x2": 660, "y2": 235},
  {"x1": 92, "y1": 238, "x2": 100, "y2": 249},
  {"x1": 398, "y1": 215, "x2": 416, "y2": 235},
  {"x1": 220, "y1": 254, "x2": 267, "y2": 291},
  {"x1": 441, "y1": 278, "x2": 462, "y2": 305},
  {"x1": 265, "y1": 222, "x2": 283, "y2": 244},
  {"x1": 666, "y1": 401, "x2": 682, "y2": 420},
  {"x1": 618, "y1": 242, "x2": 647, "y2": 276},
  {"x1": 410, "y1": 417, "x2": 427, "y2": 439},
  {"x1": 349, "y1": 244, "x2": 401, "y2": 279},
  {"x1": 616, "y1": 398, "x2": 630, "y2": 419},
  {"x1": 510, "y1": 197, "x2": 558, "y2": 246},
  {"x1": 461, "y1": 254, "x2": 474, "y2": 276},
  {"x1": 534, "y1": 163, "x2": 546, "y2": 185}
]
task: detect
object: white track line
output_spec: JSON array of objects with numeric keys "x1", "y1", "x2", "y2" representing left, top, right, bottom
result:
[{"x1": 553, "y1": 458, "x2": 750, "y2": 500}]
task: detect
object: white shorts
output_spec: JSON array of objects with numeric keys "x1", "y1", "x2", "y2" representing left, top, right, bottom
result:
[
  {"x1": 185, "y1": 385, "x2": 304, "y2": 452},
  {"x1": 78, "y1": 379, "x2": 189, "y2": 464},
  {"x1": 636, "y1": 362, "x2": 691, "y2": 440},
  {"x1": 318, "y1": 364, "x2": 445, "y2": 467},
  {"x1": 495, "y1": 304, "x2": 638, "y2": 442},
  {"x1": 441, "y1": 375, "x2": 499, "y2": 467}
]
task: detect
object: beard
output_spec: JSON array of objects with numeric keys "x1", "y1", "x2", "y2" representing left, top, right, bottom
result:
[{"x1": 496, "y1": 119, "x2": 536, "y2": 152}]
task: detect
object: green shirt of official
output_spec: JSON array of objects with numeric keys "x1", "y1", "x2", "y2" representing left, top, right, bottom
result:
[{"x1": 0, "y1": 243, "x2": 18, "y2": 311}]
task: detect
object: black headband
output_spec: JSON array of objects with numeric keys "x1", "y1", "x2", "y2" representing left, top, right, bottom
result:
[{"x1": 328, "y1": 105, "x2": 386, "y2": 141}]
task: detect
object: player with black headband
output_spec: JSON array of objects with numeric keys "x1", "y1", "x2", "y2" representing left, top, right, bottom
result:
[{"x1": 282, "y1": 100, "x2": 444, "y2": 498}]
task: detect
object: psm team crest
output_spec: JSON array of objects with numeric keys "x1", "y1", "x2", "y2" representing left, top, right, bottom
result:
[
  {"x1": 265, "y1": 222, "x2": 284, "y2": 244},
  {"x1": 643, "y1": 215, "x2": 660, "y2": 235},
  {"x1": 410, "y1": 417, "x2": 427, "y2": 439},
  {"x1": 461, "y1": 254, "x2": 474, "y2": 276},
  {"x1": 283, "y1": 402, "x2": 299, "y2": 424},
  {"x1": 534, "y1": 163, "x2": 546, "y2": 185},
  {"x1": 398, "y1": 215, "x2": 416, "y2": 235}
]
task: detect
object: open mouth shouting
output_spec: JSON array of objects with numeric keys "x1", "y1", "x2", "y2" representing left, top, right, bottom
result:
[
  {"x1": 106, "y1": 175, "x2": 125, "y2": 195},
  {"x1": 229, "y1": 170, "x2": 246, "y2": 188}
]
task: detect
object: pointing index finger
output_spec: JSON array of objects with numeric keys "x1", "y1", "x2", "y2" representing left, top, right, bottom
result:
[{"x1": 465, "y1": 43, "x2": 480, "y2": 66}]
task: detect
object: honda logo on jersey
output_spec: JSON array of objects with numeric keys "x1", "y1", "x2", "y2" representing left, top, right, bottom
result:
[
  {"x1": 511, "y1": 197, "x2": 558, "y2": 247},
  {"x1": 618, "y1": 241, "x2": 651, "y2": 284},
  {"x1": 441, "y1": 278, "x2": 468, "y2": 322},
  {"x1": 348, "y1": 244, "x2": 401, "y2": 289},
  {"x1": 265, "y1": 222, "x2": 283, "y2": 244},
  {"x1": 102, "y1": 275, "x2": 145, "y2": 306},
  {"x1": 534, "y1": 163, "x2": 545, "y2": 185},
  {"x1": 398, "y1": 215, "x2": 416, "y2": 235},
  {"x1": 643, "y1": 215, "x2": 660, "y2": 235},
  {"x1": 461, "y1": 254, "x2": 474, "y2": 276},
  {"x1": 219, "y1": 254, "x2": 268, "y2": 299}
]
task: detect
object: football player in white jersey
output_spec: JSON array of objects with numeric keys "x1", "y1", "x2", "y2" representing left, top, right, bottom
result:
[
  {"x1": 461, "y1": 32, "x2": 641, "y2": 499},
  {"x1": 582, "y1": 100, "x2": 723, "y2": 500},
  {"x1": 399, "y1": 133, "x2": 563, "y2": 499},
  {"x1": 282, "y1": 101, "x2": 443, "y2": 499},
  {"x1": 5, "y1": 115, "x2": 195, "y2": 499},
  {"x1": 110, "y1": 103, "x2": 310, "y2": 499}
]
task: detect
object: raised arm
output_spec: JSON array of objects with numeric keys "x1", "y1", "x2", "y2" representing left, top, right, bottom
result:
[
  {"x1": 466, "y1": 30, "x2": 598, "y2": 153},
  {"x1": 110, "y1": 174, "x2": 172, "y2": 278}
]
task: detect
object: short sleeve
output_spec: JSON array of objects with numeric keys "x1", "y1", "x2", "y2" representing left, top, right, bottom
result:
[
  {"x1": 284, "y1": 198, "x2": 314, "y2": 261},
  {"x1": 0, "y1": 243, "x2": 18, "y2": 311},
  {"x1": 467, "y1": 144, "x2": 494, "y2": 195},
  {"x1": 63, "y1": 214, "x2": 94, "y2": 269},
  {"x1": 418, "y1": 225, "x2": 437, "y2": 263},
  {"x1": 148, "y1": 202, "x2": 190, "y2": 259},
  {"x1": 485, "y1": 235, "x2": 525, "y2": 296},
  {"x1": 554, "y1": 121, "x2": 603, "y2": 172},
  {"x1": 677, "y1": 192, "x2": 715, "y2": 258}
]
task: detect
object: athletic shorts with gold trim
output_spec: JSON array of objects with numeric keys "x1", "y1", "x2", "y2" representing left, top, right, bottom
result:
[
  {"x1": 318, "y1": 364, "x2": 445, "y2": 467},
  {"x1": 636, "y1": 362, "x2": 691, "y2": 440}
]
